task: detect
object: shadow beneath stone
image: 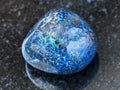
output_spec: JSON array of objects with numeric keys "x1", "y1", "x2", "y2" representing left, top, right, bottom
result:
[{"x1": 26, "y1": 54, "x2": 99, "y2": 90}]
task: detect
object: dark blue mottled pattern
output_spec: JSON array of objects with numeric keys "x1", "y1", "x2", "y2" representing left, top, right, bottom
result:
[{"x1": 22, "y1": 8, "x2": 97, "y2": 74}]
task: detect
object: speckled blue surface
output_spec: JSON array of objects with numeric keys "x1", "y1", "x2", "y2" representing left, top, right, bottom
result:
[{"x1": 22, "y1": 8, "x2": 97, "y2": 74}]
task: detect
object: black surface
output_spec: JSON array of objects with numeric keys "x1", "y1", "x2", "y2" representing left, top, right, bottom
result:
[{"x1": 0, "y1": 0, "x2": 120, "y2": 90}]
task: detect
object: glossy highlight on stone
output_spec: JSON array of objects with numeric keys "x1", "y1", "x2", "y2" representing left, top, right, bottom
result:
[{"x1": 22, "y1": 8, "x2": 97, "y2": 74}]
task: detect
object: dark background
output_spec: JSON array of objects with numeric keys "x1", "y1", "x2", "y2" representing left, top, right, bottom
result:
[{"x1": 0, "y1": 0, "x2": 120, "y2": 90}]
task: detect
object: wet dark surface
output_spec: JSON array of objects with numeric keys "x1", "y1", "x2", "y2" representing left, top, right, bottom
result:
[{"x1": 0, "y1": 0, "x2": 120, "y2": 90}]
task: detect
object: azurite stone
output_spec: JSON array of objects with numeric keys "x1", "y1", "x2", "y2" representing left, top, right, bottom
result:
[{"x1": 22, "y1": 8, "x2": 97, "y2": 74}]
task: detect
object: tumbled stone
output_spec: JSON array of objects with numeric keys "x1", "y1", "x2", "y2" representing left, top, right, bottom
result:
[{"x1": 22, "y1": 8, "x2": 97, "y2": 74}]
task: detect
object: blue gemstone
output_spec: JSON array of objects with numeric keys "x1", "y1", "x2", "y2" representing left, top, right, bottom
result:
[{"x1": 22, "y1": 8, "x2": 97, "y2": 74}]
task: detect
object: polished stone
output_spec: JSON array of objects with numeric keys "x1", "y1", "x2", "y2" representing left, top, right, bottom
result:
[{"x1": 22, "y1": 8, "x2": 97, "y2": 74}]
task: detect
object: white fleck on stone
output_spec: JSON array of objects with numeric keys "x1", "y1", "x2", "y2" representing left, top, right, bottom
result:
[
  {"x1": 112, "y1": 34, "x2": 117, "y2": 39},
  {"x1": 89, "y1": 15, "x2": 95, "y2": 22},
  {"x1": 3, "y1": 23, "x2": 7, "y2": 27},
  {"x1": 66, "y1": 1, "x2": 73, "y2": 8},
  {"x1": 17, "y1": 11, "x2": 21, "y2": 17},
  {"x1": 5, "y1": 40, "x2": 10, "y2": 44},
  {"x1": 101, "y1": 8, "x2": 108, "y2": 14},
  {"x1": 87, "y1": 0, "x2": 92, "y2": 3},
  {"x1": 31, "y1": 59, "x2": 40, "y2": 63}
]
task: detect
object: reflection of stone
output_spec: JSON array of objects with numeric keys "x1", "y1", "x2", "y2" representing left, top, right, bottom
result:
[
  {"x1": 22, "y1": 8, "x2": 97, "y2": 74},
  {"x1": 26, "y1": 54, "x2": 99, "y2": 90}
]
